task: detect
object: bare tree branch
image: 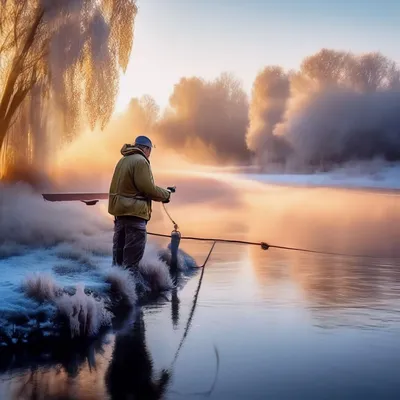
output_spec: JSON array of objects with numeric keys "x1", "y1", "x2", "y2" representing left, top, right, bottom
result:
[{"x1": 0, "y1": 6, "x2": 44, "y2": 119}]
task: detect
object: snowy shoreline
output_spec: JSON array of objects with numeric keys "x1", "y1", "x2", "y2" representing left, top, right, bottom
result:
[
  {"x1": 165, "y1": 162, "x2": 400, "y2": 192},
  {"x1": 241, "y1": 172, "x2": 400, "y2": 193}
]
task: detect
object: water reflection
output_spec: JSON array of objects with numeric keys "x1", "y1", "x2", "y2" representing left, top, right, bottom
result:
[
  {"x1": 0, "y1": 277, "x2": 186, "y2": 399},
  {"x1": 151, "y1": 176, "x2": 399, "y2": 259},
  {"x1": 1, "y1": 335, "x2": 112, "y2": 399},
  {"x1": 106, "y1": 309, "x2": 171, "y2": 400},
  {"x1": 171, "y1": 287, "x2": 180, "y2": 329},
  {"x1": 1, "y1": 182, "x2": 400, "y2": 399},
  {"x1": 248, "y1": 243, "x2": 400, "y2": 330}
]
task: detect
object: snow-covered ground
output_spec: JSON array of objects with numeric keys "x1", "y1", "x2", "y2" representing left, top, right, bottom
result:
[
  {"x1": 170, "y1": 162, "x2": 400, "y2": 191},
  {"x1": 0, "y1": 237, "x2": 185, "y2": 345},
  {"x1": 242, "y1": 165, "x2": 400, "y2": 191},
  {"x1": 0, "y1": 184, "x2": 197, "y2": 347}
]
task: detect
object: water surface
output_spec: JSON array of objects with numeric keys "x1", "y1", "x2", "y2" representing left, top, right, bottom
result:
[{"x1": 1, "y1": 181, "x2": 399, "y2": 399}]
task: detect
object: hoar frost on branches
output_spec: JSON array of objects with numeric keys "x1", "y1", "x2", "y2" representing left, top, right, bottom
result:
[
  {"x1": 155, "y1": 72, "x2": 250, "y2": 164},
  {"x1": 0, "y1": 0, "x2": 137, "y2": 181},
  {"x1": 247, "y1": 49, "x2": 400, "y2": 172}
]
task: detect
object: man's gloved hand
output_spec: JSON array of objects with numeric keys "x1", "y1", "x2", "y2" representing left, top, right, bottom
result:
[{"x1": 163, "y1": 186, "x2": 176, "y2": 203}]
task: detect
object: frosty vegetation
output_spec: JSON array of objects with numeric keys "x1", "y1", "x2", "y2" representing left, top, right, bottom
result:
[
  {"x1": 0, "y1": 0, "x2": 137, "y2": 181},
  {"x1": 247, "y1": 50, "x2": 400, "y2": 172},
  {"x1": 80, "y1": 49, "x2": 400, "y2": 173},
  {"x1": 0, "y1": 183, "x2": 198, "y2": 345}
]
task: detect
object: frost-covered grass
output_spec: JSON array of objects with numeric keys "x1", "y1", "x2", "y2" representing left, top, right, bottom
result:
[
  {"x1": 0, "y1": 242, "x2": 197, "y2": 347},
  {"x1": 0, "y1": 183, "x2": 198, "y2": 347}
]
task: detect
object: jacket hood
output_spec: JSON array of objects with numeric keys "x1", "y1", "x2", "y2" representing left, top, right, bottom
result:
[{"x1": 120, "y1": 144, "x2": 149, "y2": 162}]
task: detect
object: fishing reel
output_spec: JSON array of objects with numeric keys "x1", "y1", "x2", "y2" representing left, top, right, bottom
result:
[{"x1": 163, "y1": 186, "x2": 176, "y2": 204}]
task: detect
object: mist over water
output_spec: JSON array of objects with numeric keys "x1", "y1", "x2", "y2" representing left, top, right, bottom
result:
[
  {"x1": 0, "y1": 175, "x2": 399, "y2": 399},
  {"x1": 0, "y1": 164, "x2": 399, "y2": 398}
]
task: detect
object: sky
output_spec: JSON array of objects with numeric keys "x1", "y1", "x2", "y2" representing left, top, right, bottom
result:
[{"x1": 115, "y1": 0, "x2": 400, "y2": 113}]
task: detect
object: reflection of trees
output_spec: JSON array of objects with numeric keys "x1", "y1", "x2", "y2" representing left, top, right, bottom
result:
[
  {"x1": 0, "y1": 334, "x2": 107, "y2": 376},
  {"x1": 292, "y1": 256, "x2": 388, "y2": 307},
  {"x1": 248, "y1": 245, "x2": 291, "y2": 287},
  {"x1": 0, "y1": 305, "x2": 171, "y2": 399},
  {"x1": 249, "y1": 240, "x2": 400, "y2": 328},
  {"x1": 2, "y1": 335, "x2": 111, "y2": 399},
  {"x1": 247, "y1": 188, "x2": 400, "y2": 262},
  {"x1": 247, "y1": 187, "x2": 400, "y2": 329},
  {"x1": 1, "y1": 307, "x2": 172, "y2": 399}
]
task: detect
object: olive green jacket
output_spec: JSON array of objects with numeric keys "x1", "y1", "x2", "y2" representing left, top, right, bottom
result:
[{"x1": 108, "y1": 145, "x2": 170, "y2": 220}]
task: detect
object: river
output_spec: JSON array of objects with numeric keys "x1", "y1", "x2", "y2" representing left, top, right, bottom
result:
[{"x1": 0, "y1": 174, "x2": 399, "y2": 399}]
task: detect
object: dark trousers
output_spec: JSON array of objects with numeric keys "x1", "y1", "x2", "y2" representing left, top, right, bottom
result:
[{"x1": 112, "y1": 216, "x2": 147, "y2": 269}]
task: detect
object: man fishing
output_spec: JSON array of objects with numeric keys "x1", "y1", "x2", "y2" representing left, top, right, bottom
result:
[{"x1": 108, "y1": 136, "x2": 172, "y2": 275}]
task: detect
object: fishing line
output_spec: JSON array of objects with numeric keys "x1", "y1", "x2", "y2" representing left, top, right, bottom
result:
[
  {"x1": 148, "y1": 231, "x2": 399, "y2": 260},
  {"x1": 159, "y1": 204, "x2": 399, "y2": 261},
  {"x1": 171, "y1": 241, "x2": 216, "y2": 366},
  {"x1": 166, "y1": 242, "x2": 219, "y2": 397},
  {"x1": 41, "y1": 192, "x2": 399, "y2": 260},
  {"x1": 162, "y1": 203, "x2": 179, "y2": 231}
]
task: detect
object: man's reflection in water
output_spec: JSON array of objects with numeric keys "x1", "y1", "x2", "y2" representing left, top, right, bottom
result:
[{"x1": 105, "y1": 308, "x2": 171, "y2": 400}]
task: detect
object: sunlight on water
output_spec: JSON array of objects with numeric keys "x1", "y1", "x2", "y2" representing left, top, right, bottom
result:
[{"x1": 0, "y1": 174, "x2": 399, "y2": 399}]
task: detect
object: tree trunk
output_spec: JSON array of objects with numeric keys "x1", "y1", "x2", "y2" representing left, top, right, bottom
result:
[
  {"x1": 0, "y1": 122, "x2": 7, "y2": 155},
  {"x1": 0, "y1": 8, "x2": 44, "y2": 155}
]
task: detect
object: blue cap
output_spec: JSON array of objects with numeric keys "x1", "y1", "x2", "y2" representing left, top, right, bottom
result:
[{"x1": 134, "y1": 135, "x2": 154, "y2": 148}]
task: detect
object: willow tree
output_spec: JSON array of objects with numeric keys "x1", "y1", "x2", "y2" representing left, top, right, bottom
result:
[{"x1": 0, "y1": 0, "x2": 137, "y2": 181}]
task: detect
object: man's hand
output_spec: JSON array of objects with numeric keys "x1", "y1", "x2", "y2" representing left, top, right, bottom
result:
[{"x1": 163, "y1": 186, "x2": 176, "y2": 203}]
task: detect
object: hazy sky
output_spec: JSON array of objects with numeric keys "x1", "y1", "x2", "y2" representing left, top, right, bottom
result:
[{"x1": 115, "y1": 0, "x2": 400, "y2": 112}]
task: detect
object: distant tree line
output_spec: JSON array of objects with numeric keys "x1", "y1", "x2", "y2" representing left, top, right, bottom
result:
[
  {"x1": 125, "y1": 49, "x2": 400, "y2": 171},
  {"x1": 1, "y1": 3, "x2": 400, "y2": 185}
]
